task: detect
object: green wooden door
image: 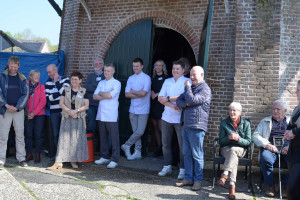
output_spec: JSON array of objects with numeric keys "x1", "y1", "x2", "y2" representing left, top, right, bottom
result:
[
  {"x1": 198, "y1": 0, "x2": 214, "y2": 79},
  {"x1": 104, "y1": 20, "x2": 153, "y2": 144}
]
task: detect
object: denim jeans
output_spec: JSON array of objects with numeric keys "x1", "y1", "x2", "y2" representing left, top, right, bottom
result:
[
  {"x1": 50, "y1": 112, "x2": 62, "y2": 157},
  {"x1": 260, "y1": 148, "x2": 289, "y2": 186},
  {"x1": 87, "y1": 106, "x2": 98, "y2": 133},
  {"x1": 25, "y1": 115, "x2": 45, "y2": 153},
  {"x1": 182, "y1": 127, "x2": 205, "y2": 183},
  {"x1": 161, "y1": 120, "x2": 184, "y2": 168}
]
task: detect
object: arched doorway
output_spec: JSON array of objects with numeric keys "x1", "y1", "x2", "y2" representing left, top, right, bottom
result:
[
  {"x1": 152, "y1": 27, "x2": 196, "y2": 75},
  {"x1": 104, "y1": 20, "x2": 196, "y2": 147}
]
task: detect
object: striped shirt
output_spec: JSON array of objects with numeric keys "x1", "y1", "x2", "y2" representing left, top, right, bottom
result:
[{"x1": 45, "y1": 76, "x2": 70, "y2": 113}]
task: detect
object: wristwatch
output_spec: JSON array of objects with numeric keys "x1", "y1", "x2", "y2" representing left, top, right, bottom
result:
[
  {"x1": 167, "y1": 96, "x2": 170, "y2": 102},
  {"x1": 77, "y1": 108, "x2": 80, "y2": 113}
]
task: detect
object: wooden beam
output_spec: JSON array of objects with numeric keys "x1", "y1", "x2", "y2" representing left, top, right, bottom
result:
[{"x1": 48, "y1": 0, "x2": 62, "y2": 17}]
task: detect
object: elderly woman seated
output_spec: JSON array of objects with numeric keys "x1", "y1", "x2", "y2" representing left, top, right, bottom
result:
[{"x1": 217, "y1": 102, "x2": 251, "y2": 200}]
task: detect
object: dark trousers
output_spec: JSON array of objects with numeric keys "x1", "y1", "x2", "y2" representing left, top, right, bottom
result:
[
  {"x1": 287, "y1": 162, "x2": 300, "y2": 200},
  {"x1": 49, "y1": 112, "x2": 62, "y2": 157},
  {"x1": 87, "y1": 106, "x2": 98, "y2": 133},
  {"x1": 161, "y1": 120, "x2": 184, "y2": 168},
  {"x1": 98, "y1": 121, "x2": 120, "y2": 163},
  {"x1": 25, "y1": 115, "x2": 45, "y2": 153}
]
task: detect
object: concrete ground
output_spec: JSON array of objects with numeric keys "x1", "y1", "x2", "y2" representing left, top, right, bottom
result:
[{"x1": 1, "y1": 153, "x2": 283, "y2": 200}]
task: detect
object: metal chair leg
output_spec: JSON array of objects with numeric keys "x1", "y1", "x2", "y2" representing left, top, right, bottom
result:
[
  {"x1": 212, "y1": 161, "x2": 216, "y2": 188},
  {"x1": 278, "y1": 153, "x2": 282, "y2": 200},
  {"x1": 248, "y1": 165, "x2": 252, "y2": 192}
]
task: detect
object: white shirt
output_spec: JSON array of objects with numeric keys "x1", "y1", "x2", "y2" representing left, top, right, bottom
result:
[
  {"x1": 125, "y1": 72, "x2": 151, "y2": 114},
  {"x1": 159, "y1": 76, "x2": 190, "y2": 123},
  {"x1": 94, "y1": 78, "x2": 121, "y2": 122}
]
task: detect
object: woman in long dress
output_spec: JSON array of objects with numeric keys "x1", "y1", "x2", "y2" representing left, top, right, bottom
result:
[{"x1": 47, "y1": 71, "x2": 89, "y2": 170}]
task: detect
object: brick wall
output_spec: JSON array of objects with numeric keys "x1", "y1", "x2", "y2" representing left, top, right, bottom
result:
[
  {"x1": 280, "y1": 0, "x2": 300, "y2": 111},
  {"x1": 205, "y1": 0, "x2": 236, "y2": 156},
  {"x1": 59, "y1": 0, "x2": 300, "y2": 161}
]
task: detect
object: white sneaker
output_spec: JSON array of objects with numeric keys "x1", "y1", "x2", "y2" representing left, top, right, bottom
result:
[
  {"x1": 128, "y1": 151, "x2": 142, "y2": 160},
  {"x1": 107, "y1": 161, "x2": 118, "y2": 169},
  {"x1": 121, "y1": 144, "x2": 132, "y2": 159},
  {"x1": 94, "y1": 157, "x2": 110, "y2": 165},
  {"x1": 177, "y1": 168, "x2": 185, "y2": 180},
  {"x1": 158, "y1": 165, "x2": 172, "y2": 176}
]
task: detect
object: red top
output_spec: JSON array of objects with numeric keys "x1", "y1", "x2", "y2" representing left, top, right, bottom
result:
[{"x1": 26, "y1": 81, "x2": 46, "y2": 115}]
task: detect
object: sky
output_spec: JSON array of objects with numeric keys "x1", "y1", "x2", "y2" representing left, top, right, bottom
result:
[{"x1": 0, "y1": 0, "x2": 64, "y2": 45}]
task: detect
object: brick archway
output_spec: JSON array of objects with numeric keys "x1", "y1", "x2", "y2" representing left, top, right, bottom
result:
[{"x1": 96, "y1": 11, "x2": 200, "y2": 60}]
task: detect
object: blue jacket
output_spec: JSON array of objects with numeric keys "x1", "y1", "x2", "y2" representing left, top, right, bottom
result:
[
  {"x1": 176, "y1": 81, "x2": 211, "y2": 131},
  {"x1": 0, "y1": 69, "x2": 29, "y2": 115}
]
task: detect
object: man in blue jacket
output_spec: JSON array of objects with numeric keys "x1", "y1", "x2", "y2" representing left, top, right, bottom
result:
[
  {"x1": 0, "y1": 56, "x2": 29, "y2": 169},
  {"x1": 175, "y1": 66, "x2": 211, "y2": 191}
]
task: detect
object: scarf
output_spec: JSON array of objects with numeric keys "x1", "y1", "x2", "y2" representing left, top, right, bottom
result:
[{"x1": 29, "y1": 82, "x2": 38, "y2": 95}]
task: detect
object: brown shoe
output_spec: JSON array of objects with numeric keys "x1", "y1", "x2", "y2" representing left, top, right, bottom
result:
[
  {"x1": 192, "y1": 182, "x2": 202, "y2": 191},
  {"x1": 34, "y1": 153, "x2": 41, "y2": 163},
  {"x1": 281, "y1": 184, "x2": 287, "y2": 199},
  {"x1": 217, "y1": 174, "x2": 228, "y2": 187},
  {"x1": 175, "y1": 180, "x2": 193, "y2": 187},
  {"x1": 26, "y1": 152, "x2": 33, "y2": 162},
  {"x1": 229, "y1": 184, "x2": 236, "y2": 200},
  {"x1": 266, "y1": 185, "x2": 275, "y2": 197}
]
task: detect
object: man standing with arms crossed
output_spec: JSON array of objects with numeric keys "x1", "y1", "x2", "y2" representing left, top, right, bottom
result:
[
  {"x1": 93, "y1": 64, "x2": 121, "y2": 168},
  {"x1": 121, "y1": 58, "x2": 151, "y2": 160},
  {"x1": 0, "y1": 56, "x2": 29, "y2": 169}
]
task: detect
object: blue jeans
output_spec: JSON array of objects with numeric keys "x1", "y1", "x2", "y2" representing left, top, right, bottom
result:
[
  {"x1": 260, "y1": 148, "x2": 289, "y2": 186},
  {"x1": 25, "y1": 115, "x2": 45, "y2": 153},
  {"x1": 182, "y1": 127, "x2": 205, "y2": 183},
  {"x1": 50, "y1": 112, "x2": 62, "y2": 157},
  {"x1": 87, "y1": 106, "x2": 98, "y2": 133}
]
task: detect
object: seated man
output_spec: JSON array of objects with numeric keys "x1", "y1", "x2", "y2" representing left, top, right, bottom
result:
[
  {"x1": 217, "y1": 102, "x2": 251, "y2": 200},
  {"x1": 252, "y1": 99, "x2": 290, "y2": 198}
]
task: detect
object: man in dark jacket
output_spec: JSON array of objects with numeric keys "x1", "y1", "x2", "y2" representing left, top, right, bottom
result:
[
  {"x1": 85, "y1": 58, "x2": 105, "y2": 134},
  {"x1": 175, "y1": 66, "x2": 211, "y2": 191},
  {"x1": 0, "y1": 56, "x2": 29, "y2": 169}
]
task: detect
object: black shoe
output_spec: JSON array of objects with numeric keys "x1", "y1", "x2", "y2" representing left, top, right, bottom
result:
[
  {"x1": 19, "y1": 160, "x2": 28, "y2": 167},
  {"x1": 0, "y1": 163, "x2": 4, "y2": 170}
]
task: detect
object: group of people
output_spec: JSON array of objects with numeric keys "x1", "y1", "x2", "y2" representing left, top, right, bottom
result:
[
  {"x1": 0, "y1": 55, "x2": 299, "y2": 200},
  {"x1": 214, "y1": 96, "x2": 300, "y2": 199}
]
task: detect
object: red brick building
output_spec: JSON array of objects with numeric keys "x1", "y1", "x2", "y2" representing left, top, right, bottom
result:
[{"x1": 59, "y1": 0, "x2": 300, "y2": 160}]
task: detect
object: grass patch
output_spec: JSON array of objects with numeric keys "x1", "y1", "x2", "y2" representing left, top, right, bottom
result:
[
  {"x1": 73, "y1": 178, "x2": 140, "y2": 200},
  {"x1": 18, "y1": 180, "x2": 40, "y2": 200}
]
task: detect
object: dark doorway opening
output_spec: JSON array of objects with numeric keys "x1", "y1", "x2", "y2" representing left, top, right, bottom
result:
[{"x1": 152, "y1": 28, "x2": 196, "y2": 76}]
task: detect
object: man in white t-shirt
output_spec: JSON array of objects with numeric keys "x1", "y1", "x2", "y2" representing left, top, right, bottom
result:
[
  {"x1": 157, "y1": 60, "x2": 190, "y2": 180},
  {"x1": 121, "y1": 58, "x2": 151, "y2": 160},
  {"x1": 93, "y1": 64, "x2": 121, "y2": 169}
]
